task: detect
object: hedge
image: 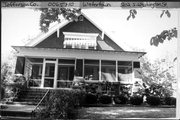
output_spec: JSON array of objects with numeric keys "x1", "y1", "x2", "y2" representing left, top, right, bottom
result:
[
  {"x1": 99, "y1": 95, "x2": 112, "y2": 104},
  {"x1": 84, "y1": 93, "x2": 98, "y2": 104},
  {"x1": 164, "y1": 97, "x2": 176, "y2": 106},
  {"x1": 146, "y1": 96, "x2": 161, "y2": 106},
  {"x1": 130, "y1": 96, "x2": 143, "y2": 105},
  {"x1": 35, "y1": 89, "x2": 86, "y2": 119},
  {"x1": 114, "y1": 95, "x2": 128, "y2": 104}
]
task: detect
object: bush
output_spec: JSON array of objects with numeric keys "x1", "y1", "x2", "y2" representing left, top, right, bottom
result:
[
  {"x1": 1, "y1": 86, "x2": 5, "y2": 99},
  {"x1": 36, "y1": 89, "x2": 85, "y2": 119},
  {"x1": 114, "y1": 95, "x2": 128, "y2": 104},
  {"x1": 146, "y1": 96, "x2": 161, "y2": 106},
  {"x1": 130, "y1": 96, "x2": 143, "y2": 105},
  {"x1": 164, "y1": 97, "x2": 176, "y2": 106},
  {"x1": 84, "y1": 93, "x2": 98, "y2": 104},
  {"x1": 99, "y1": 95, "x2": 112, "y2": 104}
]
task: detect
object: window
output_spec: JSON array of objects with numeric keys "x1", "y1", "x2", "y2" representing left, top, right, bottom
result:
[{"x1": 133, "y1": 62, "x2": 140, "y2": 68}]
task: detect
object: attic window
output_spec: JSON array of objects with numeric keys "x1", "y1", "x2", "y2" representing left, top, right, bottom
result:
[{"x1": 63, "y1": 32, "x2": 98, "y2": 49}]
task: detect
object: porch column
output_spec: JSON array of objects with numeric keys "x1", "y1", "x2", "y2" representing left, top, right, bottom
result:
[
  {"x1": 41, "y1": 58, "x2": 46, "y2": 88},
  {"x1": 53, "y1": 59, "x2": 58, "y2": 89},
  {"x1": 99, "y1": 60, "x2": 101, "y2": 81},
  {"x1": 116, "y1": 60, "x2": 118, "y2": 82},
  {"x1": 83, "y1": 59, "x2": 84, "y2": 77},
  {"x1": 132, "y1": 61, "x2": 134, "y2": 84}
]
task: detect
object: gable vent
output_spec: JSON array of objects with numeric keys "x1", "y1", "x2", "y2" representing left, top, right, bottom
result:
[{"x1": 79, "y1": 16, "x2": 84, "y2": 21}]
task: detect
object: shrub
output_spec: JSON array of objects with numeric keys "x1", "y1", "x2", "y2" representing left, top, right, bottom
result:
[
  {"x1": 164, "y1": 97, "x2": 176, "y2": 106},
  {"x1": 146, "y1": 96, "x2": 161, "y2": 106},
  {"x1": 114, "y1": 95, "x2": 128, "y2": 104},
  {"x1": 1, "y1": 86, "x2": 5, "y2": 99},
  {"x1": 84, "y1": 93, "x2": 98, "y2": 104},
  {"x1": 36, "y1": 89, "x2": 85, "y2": 119},
  {"x1": 99, "y1": 95, "x2": 112, "y2": 104},
  {"x1": 130, "y1": 95, "x2": 143, "y2": 105}
]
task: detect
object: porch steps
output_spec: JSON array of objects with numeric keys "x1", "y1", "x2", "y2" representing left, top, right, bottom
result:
[
  {"x1": 1, "y1": 103, "x2": 35, "y2": 120},
  {"x1": 14, "y1": 88, "x2": 48, "y2": 105}
]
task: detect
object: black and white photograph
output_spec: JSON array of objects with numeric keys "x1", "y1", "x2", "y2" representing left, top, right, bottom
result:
[{"x1": 1, "y1": 1, "x2": 180, "y2": 119}]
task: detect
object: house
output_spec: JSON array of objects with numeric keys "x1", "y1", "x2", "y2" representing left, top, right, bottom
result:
[{"x1": 12, "y1": 12, "x2": 146, "y2": 91}]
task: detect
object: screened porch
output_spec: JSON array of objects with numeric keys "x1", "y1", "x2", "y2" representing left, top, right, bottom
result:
[{"x1": 24, "y1": 57, "x2": 140, "y2": 89}]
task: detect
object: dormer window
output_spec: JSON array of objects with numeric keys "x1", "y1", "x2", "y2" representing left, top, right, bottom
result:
[{"x1": 63, "y1": 32, "x2": 98, "y2": 49}]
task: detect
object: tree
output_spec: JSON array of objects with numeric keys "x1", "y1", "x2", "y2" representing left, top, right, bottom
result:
[
  {"x1": 126, "y1": 9, "x2": 177, "y2": 47},
  {"x1": 136, "y1": 57, "x2": 176, "y2": 97},
  {"x1": 38, "y1": 8, "x2": 81, "y2": 32},
  {"x1": 1, "y1": 50, "x2": 17, "y2": 99}
]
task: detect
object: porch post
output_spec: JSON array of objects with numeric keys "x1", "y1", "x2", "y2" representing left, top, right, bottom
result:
[
  {"x1": 132, "y1": 61, "x2": 134, "y2": 84},
  {"x1": 130, "y1": 61, "x2": 134, "y2": 95},
  {"x1": 99, "y1": 59, "x2": 101, "y2": 81},
  {"x1": 41, "y1": 58, "x2": 46, "y2": 88},
  {"x1": 116, "y1": 60, "x2": 118, "y2": 82},
  {"x1": 83, "y1": 59, "x2": 84, "y2": 77},
  {"x1": 53, "y1": 59, "x2": 58, "y2": 89}
]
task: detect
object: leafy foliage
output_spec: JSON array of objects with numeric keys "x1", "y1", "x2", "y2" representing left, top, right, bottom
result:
[
  {"x1": 114, "y1": 95, "x2": 128, "y2": 104},
  {"x1": 84, "y1": 93, "x2": 98, "y2": 104},
  {"x1": 150, "y1": 28, "x2": 177, "y2": 47},
  {"x1": 146, "y1": 96, "x2": 161, "y2": 106},
  {"x1": 127, "y1": 9, "x2": 137, "y2": 20},
  {"x1": 6, "y1": 75, "x2": 27, "y2": 100},
  {"x1": 38, "y1": 8, "x2": 81, "y2": 32},
  {"x1": 36, "y1": 89, "x2": 85, "y2": 119},
  {"x1": 164, "y1": 97, "x2": 176, "y2": 105},
  {"x1": 130, "y1": 95, "x2": 143, "y2": 105},
  {"x1": 1, "y1": 62, "x2": 13, "y2": 86},
  {"x1": 137, "y1": 57, "x2": 176, "y2": 98},
  {"x1": 160, "y1": 10, "x2": 171, "y2": 18},
  {"x1": 99, "y1": 94, "x2": 112, "y2": 104}
]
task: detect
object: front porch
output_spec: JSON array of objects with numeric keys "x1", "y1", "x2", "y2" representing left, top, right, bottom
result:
[
  {"x1": 24, "y1": 57, "x2": 138, "y2": 89},
  {"x1": 13, "y1": 46, "x2": 145, "y2": 91}
]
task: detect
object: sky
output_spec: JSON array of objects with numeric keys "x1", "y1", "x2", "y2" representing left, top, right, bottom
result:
[{"x1": 1, "y1": 8, "x2": 178, "y2": 64}]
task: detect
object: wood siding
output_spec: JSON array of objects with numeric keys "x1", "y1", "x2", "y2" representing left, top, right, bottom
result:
[
  {"x1": 15, "y1": 57, "x2": 25, "y2": 74},
  {"x1": 35, "y1": 15, "x2": 123, "y2": 51}
]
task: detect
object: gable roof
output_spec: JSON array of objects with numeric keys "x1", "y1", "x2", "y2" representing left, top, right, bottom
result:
[{"x1": 25, "y1": 11, "x2": 132, "y2": 51}]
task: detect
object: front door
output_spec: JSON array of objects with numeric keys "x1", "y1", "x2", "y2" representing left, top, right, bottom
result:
[{"x1": 44, "y1": 62, "x2": 55, "y2": 88}]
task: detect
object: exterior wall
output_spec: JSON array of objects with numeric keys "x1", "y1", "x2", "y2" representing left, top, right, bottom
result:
[
  {"x1": 15, "y1": 57, "x2": 25, "y2": 74},
  {"x1": 35, "y1": 15, "x2": 123, "y2": 51}
]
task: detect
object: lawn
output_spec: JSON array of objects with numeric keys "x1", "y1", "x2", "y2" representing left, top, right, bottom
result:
[{"x1": 77, "y1": 106, "x2": 176, "y2": 119}]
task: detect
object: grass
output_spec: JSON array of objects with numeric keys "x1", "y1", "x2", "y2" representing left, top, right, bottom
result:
[{"x1": 77, "y1": 106, "x2": 176, "y2": 119}]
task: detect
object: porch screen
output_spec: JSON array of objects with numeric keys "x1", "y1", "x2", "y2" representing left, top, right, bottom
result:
[
  {"x1": 118, "y1": 61, "x2": 132, "y2": 83},
  {"x1": 57, "y1": 59, "x2": 75, "y2": 81},
  {"x1": 84, "y1": 59, "x2": 99, "y2": 80},
  {"x1": 76, "y1": 59, "x2": 83, "y2": 76},
  {"x1": 101, "y1": 60, "x2": 116, "y2": 82},
  {"x1": 57, "y1": 59, "x2": 75, "y2": 88},
  {"x1": 25, "y1": 58, "x2": 43, "y2": 87}
]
